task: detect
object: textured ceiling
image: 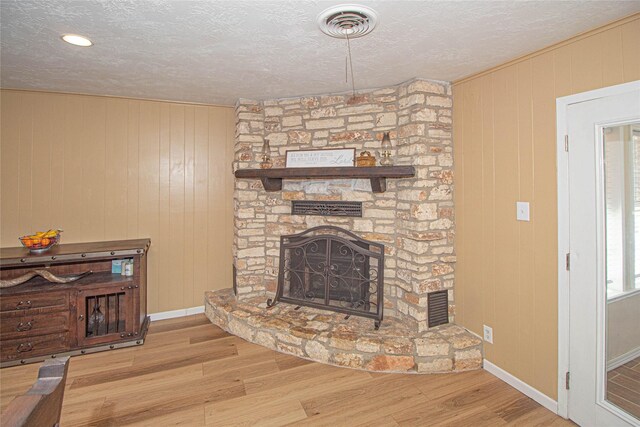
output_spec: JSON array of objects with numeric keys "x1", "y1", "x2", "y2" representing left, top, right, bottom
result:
[{"x1": 1, "y1": 1, "x2": 638, "y2": 106}]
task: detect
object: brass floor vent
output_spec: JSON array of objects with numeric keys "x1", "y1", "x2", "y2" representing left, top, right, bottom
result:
[
  {"x1": 232, "y1": 264, "x2": 237, "y2": 296},
  {"x1": 291, "y1": 200, "x2": 362, "y2": 217},
  {"x1": 428, "y1": 290, "x2": 449, "y2": 328}
]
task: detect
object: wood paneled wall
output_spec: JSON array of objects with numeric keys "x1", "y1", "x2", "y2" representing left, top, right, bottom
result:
[
  {"x1": 0, "y1": 90, "x2": 235, "y2": 314},
  {"x1": 453, "y1": 14, "x2": 640, "y2": 399}
]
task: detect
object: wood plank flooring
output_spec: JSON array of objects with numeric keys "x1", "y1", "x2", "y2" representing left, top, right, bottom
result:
[
  {"x1": 607, "y1": 356, "x2": 640, "y2": 419},
  {"x1": 0, "y1": 314, "x2": 574, "y2": 426}
]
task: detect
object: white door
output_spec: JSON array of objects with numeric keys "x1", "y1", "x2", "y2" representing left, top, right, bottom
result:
[{"x1": 563, "y1": 82, "x2": 640, "y2": 427}]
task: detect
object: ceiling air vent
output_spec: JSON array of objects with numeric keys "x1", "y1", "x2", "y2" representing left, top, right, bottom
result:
[{"x1": 317, "y1": 4, "x2": 378, "y2": 39}]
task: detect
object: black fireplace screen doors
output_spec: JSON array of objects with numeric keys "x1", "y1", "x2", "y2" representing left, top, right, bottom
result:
[{"x1": 268, "y1": 226, "x2": 384, "y2": 329}]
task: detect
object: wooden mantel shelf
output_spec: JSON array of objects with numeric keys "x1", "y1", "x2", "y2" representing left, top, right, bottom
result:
[{"x1": 234, "y1": 166, "x2": 415, "y2": 193}]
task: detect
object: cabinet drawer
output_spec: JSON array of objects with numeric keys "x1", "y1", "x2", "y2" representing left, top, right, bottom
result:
[
  {"x1": 0, "y1": 292, "x2": 68, "y2": 316},
  {"x1": 0, "y1": 312, "x2": 69, "y2": 340},
  {"x1": 1, "y1": 333, "x2": 69, "y2": 362}
]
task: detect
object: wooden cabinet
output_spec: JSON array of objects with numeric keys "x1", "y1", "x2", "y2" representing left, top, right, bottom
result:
[{"x1": 0, "y1": 239, "x2": 150, "y2": 367}]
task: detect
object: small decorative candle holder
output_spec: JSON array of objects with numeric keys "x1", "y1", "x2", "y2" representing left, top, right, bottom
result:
[
  {"x1": 260, "y1": 139, "x2": 272, "y2": 169},
  {"x1": 379, "y1": 132, "x2": 393, "y2": 166}
]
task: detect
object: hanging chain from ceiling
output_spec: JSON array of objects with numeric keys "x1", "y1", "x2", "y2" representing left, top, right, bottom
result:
[{"x1": 344, "y1": 27, "x2": 357, "y2": 98}]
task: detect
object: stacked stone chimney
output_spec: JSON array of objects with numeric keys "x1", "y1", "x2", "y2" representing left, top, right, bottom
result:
[{"x1": 233, "y1": 78, "x2": 454, "y2": 332}]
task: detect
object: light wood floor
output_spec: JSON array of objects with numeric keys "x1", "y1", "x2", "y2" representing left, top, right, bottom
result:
[
  {"x1": 1, "y1": 314, "x2": 574, "y2": 426},
  {"x1": 607, "y1": 356, "x2": 640, "y2": 418}
]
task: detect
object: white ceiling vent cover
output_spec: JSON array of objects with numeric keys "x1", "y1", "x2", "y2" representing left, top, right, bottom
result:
[{"x1": 317, "y1": 4, "x2": 378, "y2": 39}]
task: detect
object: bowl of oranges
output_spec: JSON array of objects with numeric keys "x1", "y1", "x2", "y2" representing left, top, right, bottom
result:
[{"x1": 19, "y1": 229, "x2": 62, "y2": 253}]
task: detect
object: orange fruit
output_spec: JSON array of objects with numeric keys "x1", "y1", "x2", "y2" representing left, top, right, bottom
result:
[{"x1": 41, "y1": 238, "x2": 50, "y2": 246}]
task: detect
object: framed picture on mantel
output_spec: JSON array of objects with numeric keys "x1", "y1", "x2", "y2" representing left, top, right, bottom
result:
[{"x1": 285, "y1": 148, "x2": 355, "y2": 168}]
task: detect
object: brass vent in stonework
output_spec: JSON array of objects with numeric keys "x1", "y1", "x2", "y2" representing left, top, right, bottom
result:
[
  {"x1": 427, "y1": 290, "x2": 449, "y2": 328},
  {"x1": 291, "y1": 201, "x2": 362, "y2": 217},
  {"x1": 232, "y1": 264, "x2": 237, "y2": 296}
]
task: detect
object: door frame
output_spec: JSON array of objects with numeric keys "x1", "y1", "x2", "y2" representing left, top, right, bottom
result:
[{"x1": 556, "y1": 80, "x2": 640, "y2": 419}]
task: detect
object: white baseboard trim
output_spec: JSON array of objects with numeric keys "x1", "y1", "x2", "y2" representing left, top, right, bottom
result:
[
  {"x1": 484, "y1": 360, "x2": 558, "y2": 414},
  {"x1": 607, "y1": 346, "x2": 640, "y2": 371},
  {"x1": 149, "y1": 306, "x2": 205, "y2": 322}
]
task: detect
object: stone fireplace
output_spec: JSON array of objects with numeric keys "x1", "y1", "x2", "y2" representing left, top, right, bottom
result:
[
  {"x1": 205, "y1": 78, "x2": 483, "y2": 373},
  {"x1": 271, "y1": 225, "x2": 385, "y2": 329},
  {"x1": 233, "y1": 77, "x2": 456, "y2": 330}
]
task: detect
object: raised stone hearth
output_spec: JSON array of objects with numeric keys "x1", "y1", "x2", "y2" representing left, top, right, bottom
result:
[
  {"x1": 209, "y1": 77, "x2": 484, "y2": 373},
  {"x1": 206, "y1": 289, "x2": 482, "y2": 373}
]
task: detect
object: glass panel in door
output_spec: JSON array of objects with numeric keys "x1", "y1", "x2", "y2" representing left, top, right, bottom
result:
[{"x1": 603, "y1": 122, "x2": 640, "y2": 421}]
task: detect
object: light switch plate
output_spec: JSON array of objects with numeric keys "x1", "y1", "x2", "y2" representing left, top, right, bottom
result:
[{"x1": 516, "y1": 201, "x2": 530, "y2": 221}]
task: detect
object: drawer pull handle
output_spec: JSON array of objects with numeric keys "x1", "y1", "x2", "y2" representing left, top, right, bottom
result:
[
  {"x1": 16, "y1": 321, "x2": 33, "y2": 331},
  {"x1": 16, "y1": 300, "x2": 32, "y2": 310},
  {"x1": 17, "y1": 342, "x2": 33, "y2": 353}
]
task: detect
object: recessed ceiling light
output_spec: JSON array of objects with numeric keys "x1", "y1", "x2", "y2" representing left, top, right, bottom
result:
[{"x1": 61, "y1": 34, "x2": 93, "y2": 47}]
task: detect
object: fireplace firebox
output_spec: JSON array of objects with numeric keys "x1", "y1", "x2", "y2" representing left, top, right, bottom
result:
[{"x1": 268, "y1": 226, "x2": 384, "y2": 329}]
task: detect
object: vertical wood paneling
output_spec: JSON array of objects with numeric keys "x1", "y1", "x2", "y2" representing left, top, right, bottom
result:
[
  {"x1": 157, "y1": 104, "x2": 172, "y2": 311},
  {"x1": 193, "y1": 106, "x2": 210, "y2": 306},
  {"x1": 183, "y1": 106, "x2": 195, "y2": 309},
  {"x1": 137, "y1": 101, "x2": 161, "y2": 312},
  {"x1": 62, "y1": 96, "x2": 84, "y2": 243},
  {"x1": 516, "y1": 60, "x2": 535, "y2": 386},
  {"x1": 31, "y1": 98, "x2": 52, "y2": 228},
  {"x1": 531, "y1": 51, "x2": 558, "y2": 401},
  {"x1": 464, "y1": 78, "x2": 484, "y2": 334},
  {"x1": 621, "y1": 20, "x2": 640, "y2": 81},
  {"x1": 480, "y1": 74, "x2": 496, "y2": 362},
  {"x1": 104, "y1": 98, "x2": 128, "y2": 240},
  {"x1": 453, "y1": 15, "x2": 639, "y2": 399},
  {"x1": 571, "y1": 37, "x2": 603, "y2": 94},
  {"x1": 81, "y1": 98, "x2": 107, "y2": 241},
  {"x1": 491, "y1": 66, "x2": 520, "y2": 374},
  {"x1": 17, "y1": 94, "x2": 33, "y2": 232},
  {"x1": 225, "y1": 108, "x2": 235, "y2": 293},
  {"x1": 0, "y1": 90, "x2": 234, "y2": 314},
  {"x1": 49, "y1": 96, "x2": 66, "y2": 230},
  {"x1": 208, "y1": 108, "x2": 228, "y2": 291},
  {"x1": 168, "y1": 104, "x2": 185, "y2": 311},
  {"x1": 553, "y1": 46, "x2": 573, "y2": 99},
  {"x1": 600, "y1": 27, "x2": 625, "y2": 87},
  {"x1": 452, "y1": 85, "x2": 465, "y2": 326},
  {"x1": 126, "y1": 100, "x2": 140, "y2": 238},
  {"x1": 0, "y1": 92, "x2": 20, "y2": 242}
]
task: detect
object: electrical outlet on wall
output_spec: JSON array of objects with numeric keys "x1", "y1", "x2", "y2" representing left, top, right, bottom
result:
[{"x1": 483, "y1": 325, "x2": 493, "y2": 344}]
